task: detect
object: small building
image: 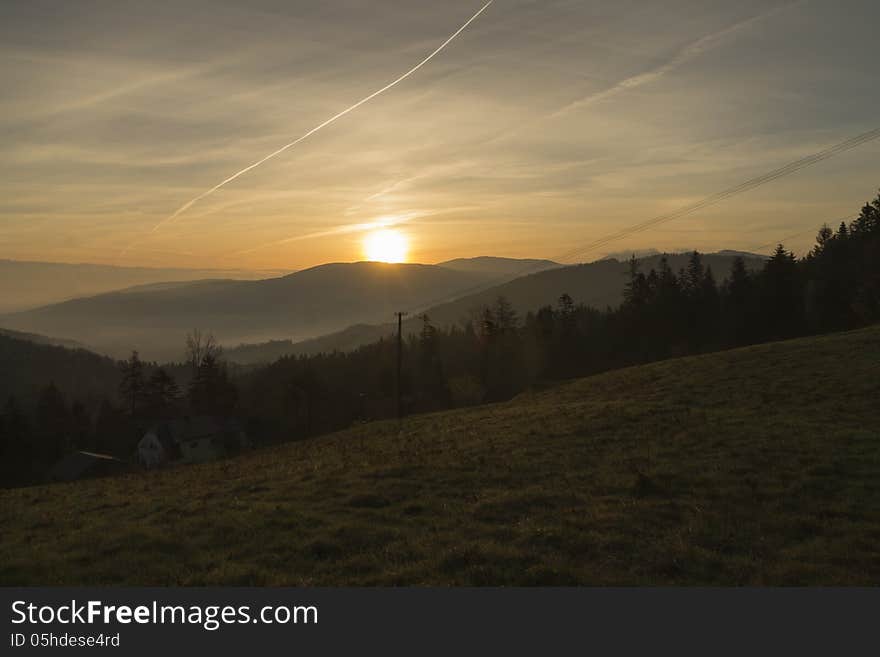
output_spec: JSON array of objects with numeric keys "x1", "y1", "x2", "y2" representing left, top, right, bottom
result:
[
  {"x1": 137, "y1": 416, "x2": 249, "y2": 468},
  {"x1": 48, "y1": 451, "x2": 131, "y2": 483}
]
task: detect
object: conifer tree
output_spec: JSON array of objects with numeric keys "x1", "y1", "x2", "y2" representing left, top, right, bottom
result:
[{"x1": 119, "y1": 350, "x2": 145, "y2": 416}]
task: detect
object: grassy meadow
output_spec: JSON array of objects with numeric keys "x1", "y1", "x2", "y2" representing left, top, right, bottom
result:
[{"x1": 2, "y1": 325, "x2": 879, "y2": 585}]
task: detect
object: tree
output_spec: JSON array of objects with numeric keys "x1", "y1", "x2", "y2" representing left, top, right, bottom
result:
[
  {"x1": 684, "y1": 251, "x2": 705, "y2": 297},
  {"x1": 34, "y1": 382, "x2": 69, "y2": 463},
  {"x1": 285, "y1": 366, "x2": 324, "y2": 437},
  {"x1": 185, "y1": 329, "x2": 222, "y2": 377},
  {"x1": 416, "y1": 314, "x2": 448, "y2": 409},
  {"x1": 94, "y1": 399, "x2": 129, "y2": 457},
  {"x1": 557, "y1": 293, "x2": 575, "y2": 332},
  {"x1": 189, "y1": 353, "x2": 237, "y2": 416},
  {"x1": 477, "y1": 306, "x2": 496, "y2": 345},
  {"x1": 0, "y1": 396, "x2": 31, "y2": 486},
  {"x1": 811, "y1": 224, "x2": 834, "y2": 257},
  {"x1": 623, "y1": 256, "x2": 648, "y2": 308},
  {"x1": 494, "y1": 296, "x2": 518, "y2": 333},
  {"x1": 722, "y1": 256, "x2": 754, "y2": 343},
  {"x1": 70, "y1": 400, "x2": 92, "y2": 451},
  {"x1": 760, "y1": 245, "x2": 802, "y2": 339},
  {"x1": 119, "y1": 351, "x2": 145, "y2": 416},
  {"x1": 145, "y1": 368, "x2": 180, "y2": 416}
]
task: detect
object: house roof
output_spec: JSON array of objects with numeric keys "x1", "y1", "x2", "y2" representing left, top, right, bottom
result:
[
  {"x1": 148, "y1": 416, "x2": 242, "y2": 446},
  {"x1": 49, "y1": 451, "x2": 126, "y2": 481}
]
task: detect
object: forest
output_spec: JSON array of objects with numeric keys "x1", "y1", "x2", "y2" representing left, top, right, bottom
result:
[{"x1": 1, "y1": 190, "x2": 878, "y2": 488}]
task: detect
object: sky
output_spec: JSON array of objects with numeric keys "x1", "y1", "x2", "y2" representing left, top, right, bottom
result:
[{"x1": 1, "y1": 0, "x2": 879, "y2": 270}]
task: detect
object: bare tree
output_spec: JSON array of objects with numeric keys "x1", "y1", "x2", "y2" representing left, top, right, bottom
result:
[{"x1": 185, "y1": 329, "x2": 222, "y2": 376}]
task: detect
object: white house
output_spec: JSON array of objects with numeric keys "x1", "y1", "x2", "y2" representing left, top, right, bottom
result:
[
  {"x1": 137, "y1": 429, "x2": 173, "y2": 468},
  {"x1": 137, "y1": 416, "x2": 249, "y2": 468}
]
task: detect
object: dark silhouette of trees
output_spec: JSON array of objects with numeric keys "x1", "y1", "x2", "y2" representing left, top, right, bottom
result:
[
  {"x1": 145, "y1": 368, "x2": 180, "y2": 417},
  {"x1": 119, "y1": 351, "x2": 145, "y2": 417},
  {"x1": 188, "y1": 353, "x2": 238, "y2": 416},
  {"x1": 415, "y1": 314, "x2": 449, "y2": 410},
  {"x1": 0, "y1": 396, "x2": 31, "y2": 487},
  {"x1": 34, "y1": 382, "x2": 69, "y2": 464},
  {"x1": 721, "y1": 256, "x2": 755, "y2": 344},
  {"x1": 759, "y1": 245, "x2": 802, "y2": 340},
  {"x1": 70, "y1": 400, "x2": 92, "y2": 451},
  {"x1": 185, "y1": 329, "x2": 222, "y2": 377},
  {"x1": 94, "y1": 399, "x2": 128, "y2": 457}
]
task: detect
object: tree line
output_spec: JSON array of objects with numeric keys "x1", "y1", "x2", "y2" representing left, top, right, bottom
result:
[{"x1": 2, "y1": 189, "x2": 878, "y2": 486}]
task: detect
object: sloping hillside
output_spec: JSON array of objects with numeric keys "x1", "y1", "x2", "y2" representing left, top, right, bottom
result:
[
  {"x1": 2, "y1": 325, "x2": 877, "y2": 585},
  {"x1": 0, "y1": 326, "x2": 89, "y2": 350},
  {"x1": 0, "y1": 333, "x2": 120, "y2": 407}
]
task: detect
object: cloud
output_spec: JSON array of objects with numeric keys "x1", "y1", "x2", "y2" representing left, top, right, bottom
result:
[
  {"x1": 552, "y1": 1, "x2": 802, "y2": 118},
  {"x1": 141, "y1": 0, "x2": 495, "y2": 241},
  {"x1": 2, "y1": 0, "x2": 879, "y2": 269},
  {"x1": 230, "y1": 213, "x2": 419, "y2": 256}
]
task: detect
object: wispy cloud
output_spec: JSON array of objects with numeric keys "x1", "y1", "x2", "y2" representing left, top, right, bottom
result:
[
  {"x1": 552, "y1": 1, "x2": 801, "y2": 118},
  {"x1": 230, "y1": 213, "x2": 418, "y2": 256},
  {"x1": 3, "y1": 0, "x2": 878, "y2": 269}
]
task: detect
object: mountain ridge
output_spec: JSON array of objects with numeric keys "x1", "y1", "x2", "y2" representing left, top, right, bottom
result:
[
  {"x1": 226, "y1": 251, "x2": 766, "y2": 363},
  {"x1": 1, "y1": 261, "x2": 491, "y2": 360}
]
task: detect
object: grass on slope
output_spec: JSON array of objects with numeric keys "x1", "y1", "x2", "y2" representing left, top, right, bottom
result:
[{"x1": 2, "y1": 326, "x2": 879, "y2": 585}]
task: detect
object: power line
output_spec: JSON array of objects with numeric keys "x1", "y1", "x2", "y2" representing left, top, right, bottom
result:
[
  {"x1": 553, "y1": 127, "x2": 880, "y2": 264},
  {"x1": 394, "y1": 311, "x2": 408, "y2": 419},
  {"x1": 402, "y1": 125, "x2": 880, "y2": 314},
  {"x1": 742, "y1": 214, "x2": 858, "y2": 255}
]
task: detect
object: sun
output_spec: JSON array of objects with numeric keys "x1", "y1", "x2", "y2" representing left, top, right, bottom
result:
[{"x1": 363, "y1": 229, "x2": 409, "y2": 263}]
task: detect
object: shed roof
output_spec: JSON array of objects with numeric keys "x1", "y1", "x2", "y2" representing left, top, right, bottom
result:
[{"x1": 49, "y1": 451, "x2": 126, "y2": 482}]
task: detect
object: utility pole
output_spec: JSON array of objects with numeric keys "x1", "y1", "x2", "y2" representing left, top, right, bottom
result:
[{"x1": 395, "y1": 311, "x2": 407, "y2": 420}]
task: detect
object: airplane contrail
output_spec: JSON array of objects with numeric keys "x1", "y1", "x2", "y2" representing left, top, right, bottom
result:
[
  {"x1": 145, "y1": 0, "x2": 494, "y2": 238},
  {"x1": 552, "y1": 0, "x2": 801, "y2": 118}
]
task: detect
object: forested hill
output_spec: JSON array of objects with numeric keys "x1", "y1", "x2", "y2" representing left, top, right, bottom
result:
[
  {"x1": 0, "y1": 333, "x2": 120, "y2": 408},
  {"x1": 0, "y1": 327, "x2": 88, "y2": 350}
]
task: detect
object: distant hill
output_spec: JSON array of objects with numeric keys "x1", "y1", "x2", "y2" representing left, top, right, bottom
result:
[
  {"x1": 0, "y1": 327, "x2": 90, "y2": 351},
  {"x1": 714, "y1": 249, "x2": 768, "y2": 259},
  {"x1": 436, "y1": 256, "x2": 560, "y2": 277},
  {"x1": 226, "y1": 323, "x2": 391, "y2": 364},
  {"x1": 4, "y1": 325, "x2": 877, "y2": 584},
  {"x1": 0, "y1": 332, "x2": 121, "y2": 408},
  {"x1": 1, "y1": 262, "x2": 490, "y2": 361},
  {"x1": 227, "y1": 252, "x2": 766, "y2": 363},
  {"x1": 0, "y1": 259, "x2": 289, "y2": 314}
]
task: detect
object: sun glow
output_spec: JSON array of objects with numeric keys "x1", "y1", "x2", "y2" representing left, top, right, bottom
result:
[{"x1": 363, "y1": 229, "x2": 409, "y2": 263}]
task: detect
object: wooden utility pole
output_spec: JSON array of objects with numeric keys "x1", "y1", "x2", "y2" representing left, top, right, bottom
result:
[{"x1": 395, "y1": 311, "x2": 407, "y2": 419}]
